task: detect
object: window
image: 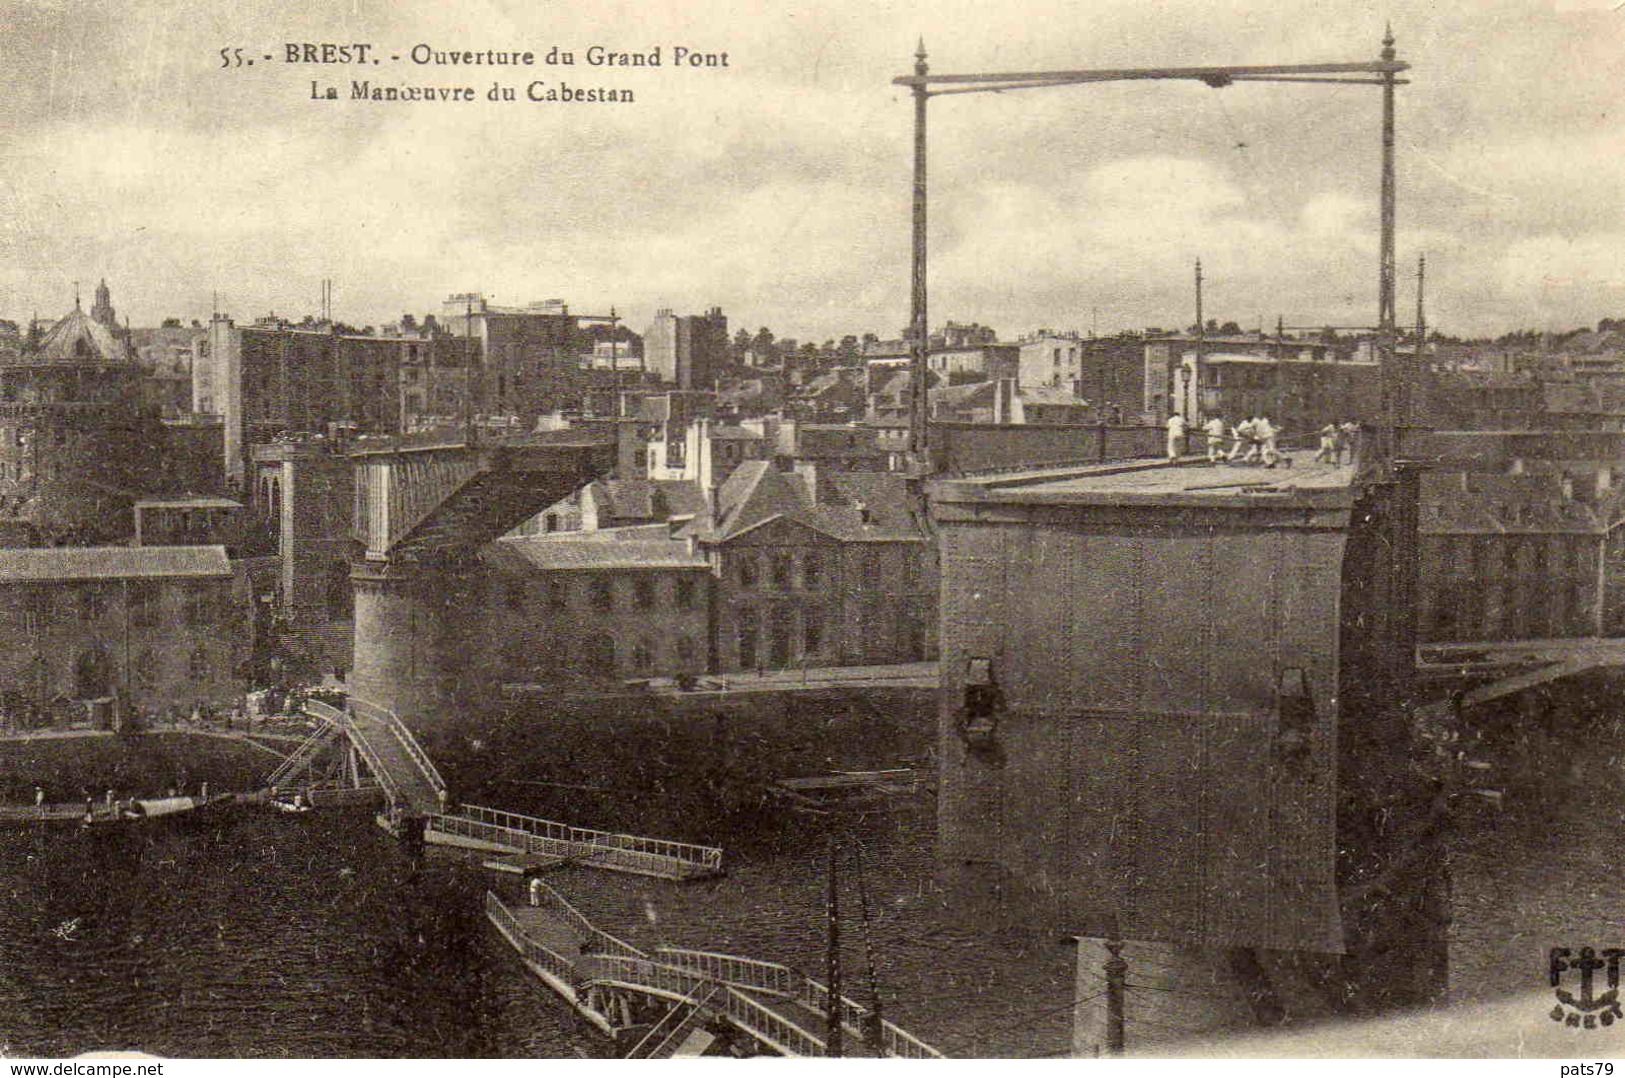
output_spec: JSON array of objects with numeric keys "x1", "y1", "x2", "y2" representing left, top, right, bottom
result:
[
  {"x1": 675, "y1": 576, "x2": 698, "y2": 611},
  {"x1": 546, "y1": 578, "x2": 569, "y2": 610},
  {"x1": 676, "y1": 635, "x2": 698, "y2": 669},
  {"x1": 184, "y1": 583, "x2": 213, "y2": 625},
  {"x1": 129, "y1": 583, "x2": 157, "y2": 626},
  {"x1": 22, "y1": 590, "x2": 48, "y2": 635},
  {"x1": 579, "y1": 633, "x2": 617, "y2": 675},
  {"x1": 506, "y1": 582, "x2": 528, "y2": 612},
  {"x1": 771, "y1": 554, "x2": 793, "y2": 591},
  {"x1": 634, "y1": 576, "x2": 656, "y2": 610},
  {"x1": 80, "y1": 585, "x2": 108, "y2": 622},
  {"x1": 134, "y1": 650, "x2": 158, "y2": 692},
  {"x1": 802, "y1": 554, "x2": 822, "y2": 590},
  {"x1": 737, "y1": 555, "x2": 758, "y2": 589},
  {"x1": 803, "y1": 609, "x2": 823, "y2": 655},
  {"x1": 900, "y1": 611, "x2": 927, "y2": 659},
  {"x1": 188, "y1": 643, "x2": 211, "y2": 680},
  {"x1": 590, "y1": 576, "x2": 614, "y2": 612},
  {"x1": 632, "y1": 639, "x2": 654, "y2": 674},
  {"x1": 738, "y1": 619, "x2": 758, "y2": 670},
  {"x1": 861, "y1": 548, "x2": 882, "y2": 589}
]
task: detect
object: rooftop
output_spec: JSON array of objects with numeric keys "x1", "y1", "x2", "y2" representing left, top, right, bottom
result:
[
  {"x1": 488, "y1": 537, "x2": 709, "y2": 573},
  {"x1": 930, "y1": 457, "x2": 1359, "y2": 510},
  {"x1": 135, "y1": 497, "x2": 243, "y2": 510},
  {"x1": 0, "y1": 545, "x2": 233, "y2": 583}
]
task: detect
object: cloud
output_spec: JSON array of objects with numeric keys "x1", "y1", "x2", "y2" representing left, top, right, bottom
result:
[{"x1": 0, "y1": 0, "x2": 1622, "y2": 341}]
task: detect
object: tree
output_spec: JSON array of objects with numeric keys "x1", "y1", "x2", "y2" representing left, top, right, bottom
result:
[
  {"x1": 160, "y1": 317, "x2": 182, "y2": 328},
  {"x1": 400, "y1": 313, "x2": 418, "y2": 332}
]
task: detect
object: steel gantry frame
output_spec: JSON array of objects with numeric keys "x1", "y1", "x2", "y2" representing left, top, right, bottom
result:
[{"x1": 894, "y1": 29, "x2": 1410, "y2": 470}]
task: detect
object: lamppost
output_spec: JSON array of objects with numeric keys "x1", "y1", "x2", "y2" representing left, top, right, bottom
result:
[{"x1": 894, "y1": 30, "x2": 1409, "y2": 474}]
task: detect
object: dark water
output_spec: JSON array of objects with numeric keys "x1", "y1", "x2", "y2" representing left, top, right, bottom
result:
[
  {"x1": 0, "y1": 808, "x2": 607, "y2": 1058},
  {"x1": 0, "y1": 723, "x2": 1604, "y2": 1059}
]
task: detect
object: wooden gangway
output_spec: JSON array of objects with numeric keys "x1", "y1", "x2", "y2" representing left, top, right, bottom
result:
[
  {"x1": 484, "y1": 881, "x2": 944, "y2": 1058},
  {"x1": 428, "y1": 803, "x2": 723, "y2": 882}
]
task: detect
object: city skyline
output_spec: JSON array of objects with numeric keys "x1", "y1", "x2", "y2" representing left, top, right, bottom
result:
[{"x1": 3, "y1": 0, "x2": 1623, "y2": 343}]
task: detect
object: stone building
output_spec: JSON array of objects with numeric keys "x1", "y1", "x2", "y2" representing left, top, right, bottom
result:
[
  {"x1": 1017, "y1": 332, "x2": 1143, "y2": 417},
  {"x1": 1418, "y1": 471, "x2": 1618, "y2": 643},
  {"x1": 250, "y1": 438, "x2": 356, "y2": 678},
  {"x1": 644, "y1": 307, "x2": 728, "y2": 390},
  {"x1": 683, "y1": 462, "x2": 935, "y2": 672},
  {"x1": 0, "y1": 545, "x2": 243, "y2": 727},
  {"x1": 480, "y1": 535, "x2": 712, "y2": 684},
  {"x1": 0, "y1": 294, "x2": 173, "y2": 544},
  {"x1": 1144, "y1": 332, "x2": 1381, "y2": 433},
  {"x1": 197, "y1": 315, "x2": 468, "y2": 482}
]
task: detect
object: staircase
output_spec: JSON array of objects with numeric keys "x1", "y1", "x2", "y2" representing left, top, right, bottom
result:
[
  {"x1": 623, "y1": 983, "x2": 724, "y2": 1059},
  {"x1": 264, "y1": 721, "x2": 344, "y2": 789},
  {"x1": 303, "y1": 698, "x2": 445, "y2": 815}
]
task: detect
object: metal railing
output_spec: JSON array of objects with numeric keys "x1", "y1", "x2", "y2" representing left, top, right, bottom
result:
[
  {"x1": 654, "y1": 947, "x2": 800, "y2": 998},
  {"x1": 484, "y1": 891, "x2": 578, "y2": 987},
  {"x1": 351, "y1": 697, "x2": 446, "y2": 796},
  {"x1": 624, "y1": 982, "x2": 723, "y2": 1059},
  {"x1": 717, "y1": 986, "x2": 826, "y2": 1057},
  {"x1": 586, "y1": 954, "x2": 707, "y2": 997},
  {"x1": 451, "y1": 803, "x2": 723, "y2": 875},
  {"x1": 264, "y1": 721, "x2": 340, "y2": 788},
  {"x1": 874, "y1": 1017, "x2": 946, "y2": 1059},
  {"x1": 579, "y1": 954, "x2": 823, "y2": 1057},
  {"x1": 799, "y1": 978, "x2": 944, "y2": 1058},
  {"x1": 528, "y1": 879, "x2": 647, "y2": 959},
  {"x1": 498, "y1": 890, "x2": 943, "y2": 1058},
  {"x1": 304, "y1": 700, "x2": 399, "y2": 805}
]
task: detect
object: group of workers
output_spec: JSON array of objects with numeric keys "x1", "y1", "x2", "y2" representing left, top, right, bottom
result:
[{"x1": 1165, "y1": 413, "x2": 1361, "y2": 468}]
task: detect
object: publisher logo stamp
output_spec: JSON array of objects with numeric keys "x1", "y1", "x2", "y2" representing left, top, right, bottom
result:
[{"x1": 1550, "y1": 947, "x2": 1625, "y2": 1028}]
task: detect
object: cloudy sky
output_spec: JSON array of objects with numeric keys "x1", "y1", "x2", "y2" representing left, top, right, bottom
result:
[{"x1": 1, "y1": 0, "x2": 1622, "y2": 342}]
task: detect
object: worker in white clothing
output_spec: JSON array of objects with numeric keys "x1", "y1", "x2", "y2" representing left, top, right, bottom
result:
[
  {"x1": 1315, "y1": 423, "x2": 1339, "y2": 463},
  {"x1": 1203, "y1": 415, "x2": 1226, "y2": 463},
  {"x1": 1226, "y1": 417, "x2": 1256, "y2": 462},
  {"x1": 1165, "y1": 412, "x2": 1188, "y2": 461},
  {"x1": 1254, "y1": 415, "x2": 1280, "y2": 468}
]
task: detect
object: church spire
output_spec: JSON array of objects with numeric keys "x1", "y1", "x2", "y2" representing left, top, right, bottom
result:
[{"x1": 90, "y1": 278, "x2": 116, "y2": 328}]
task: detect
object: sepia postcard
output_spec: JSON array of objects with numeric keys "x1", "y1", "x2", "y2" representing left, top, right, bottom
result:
[{"x1": 1, "y1": 0, "x2": 1623, "y2": 1064}]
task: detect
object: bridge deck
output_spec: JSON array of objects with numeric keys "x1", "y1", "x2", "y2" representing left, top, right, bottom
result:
[
  {"x1": 426, "y1": 805, "x2": 723, "y2": 881},
  {"x1": 485, "y1": 886, "x2": 942, "y2": 1058}
]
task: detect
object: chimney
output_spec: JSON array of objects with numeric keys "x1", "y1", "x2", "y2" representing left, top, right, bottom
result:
[
  {"x1": 793, "y1": 459, "x2": 823, "y2": 504},
  {"x1": 993, "y1": 377, "x2": 1013, "y2": 425}
]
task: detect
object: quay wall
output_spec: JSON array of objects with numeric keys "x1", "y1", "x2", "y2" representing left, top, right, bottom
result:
[
  {"x1": 0, "y1": 730, "x2": 276, "y2": 805},
  {"x1": 430, "y1": 685, "x2": 938, "y2": 848}
]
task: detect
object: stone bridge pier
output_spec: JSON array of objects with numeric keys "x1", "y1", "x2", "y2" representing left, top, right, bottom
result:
[{"x1": 348, "y1": 433, "x2": 616, "y2": 733}]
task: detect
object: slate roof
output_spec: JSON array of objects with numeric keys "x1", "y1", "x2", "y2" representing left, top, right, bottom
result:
[
  {"x1": 30, "y1": 308, "x2": 131, "y2": 364},
  {"x1": 135, "y1": 497, "x2": 244, "y2": 510},
  {"x1": 681, "y1": 461, "x2": 926, "y2": 544},
  {"x1": 0, "y1": 545, "x2": 232, "y2": 582},
  {"x1": 587, "y1": 479, "x2": 705, "y2": 522},
  {"x1": 488, "y1": 537, "x2": 709, "y2": 572}
]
